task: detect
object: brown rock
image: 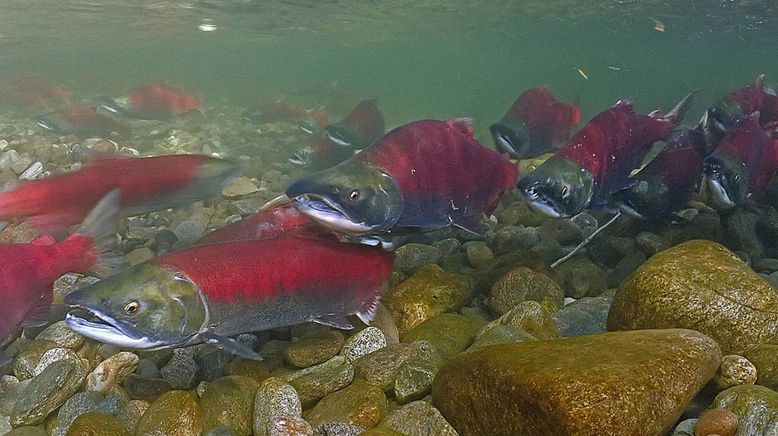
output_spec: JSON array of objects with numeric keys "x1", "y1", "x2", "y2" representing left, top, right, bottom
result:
[{"x1": 694, "y1": 408, "x2": 738, "y2": 436}]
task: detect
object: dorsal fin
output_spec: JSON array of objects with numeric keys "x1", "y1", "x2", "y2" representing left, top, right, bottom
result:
[{"x1": 447, "y1": 117, "x2": 475, "y2": 138}]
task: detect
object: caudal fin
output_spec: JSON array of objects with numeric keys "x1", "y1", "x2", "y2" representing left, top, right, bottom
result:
[
  {"x1": 74, "y1": 189, "x2": 124, "y2": 277},
  {"x1": 665, "y1": 90, "x2": 698, "y2": 123}
]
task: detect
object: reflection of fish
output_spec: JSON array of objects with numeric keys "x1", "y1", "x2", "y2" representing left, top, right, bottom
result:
[
  {"x1": 196, "y1": 198, "x2": 311, "y2": 245},
  {"x1": 0, "y1": 190, "x2": 120, "y2": 366},
  {"x1": 287, "y1": 118, "x2": 517, "y2": 236},
  {"x1": 65, "y1": 231, "x2": 393, "y2": 358},
  {"x1": 518, "y1": 92, "x2": 695, "y2": 218},
  {"x1": 36, "y1": 106, "x2": 125, "y2": 137},
  {"x1": 490, "y1": 86, "x2": 580, "y2": 159},
  {"x1": 612, "y1": 128, "x2": 710, "y2": 221},
  {"x1": 324, "y1": 99, "x2": 385, "y2": 148},
  {"x1": 101, "y1": 84, "x2": 202, "y2": 120},
  {"x1": 0, "y1": 154, "x2": 242, "y2": 233},
  {"x1": 700, "y1": 113, "x2": 778, "y2": 210}
]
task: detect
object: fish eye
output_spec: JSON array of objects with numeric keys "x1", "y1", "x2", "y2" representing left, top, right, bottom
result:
[
  {"x1": 124, "y1": 300, "x2": 140, "y2": 316},
  {"x1": 349, "y1": 190, "x2": 360, "y2": 201}
]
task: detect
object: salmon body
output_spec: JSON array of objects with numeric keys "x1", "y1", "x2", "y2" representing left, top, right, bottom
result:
[
  {"x1": 101, "y1": 84, "x2": 202, "y2": 120},
  {"x1": 491, "y1": 86, "x2": 580, "y2": 159},
  {"x1": 64, "y1": 231, "x2": 393, "y2": 357},
  {"x1": 0, "y1": 74, "x2": 71, "y2": 112},
  {"x1": 702, "y1": 74, "x2": 778, "y2": 142},
  {"x1": 324, "y1": 99, "x2": 385, "y2": 148},
  {"x1": 517, "y1": 94, "x2": 694, "y2": 218},
  {"x1": 0, "y1": 154, "x2": 242, "y2": 232},
  {"x1": 287, "y1": 118, "x2": 518, "y2": 236},
  {"x1": 196, "y1": 202, "x2": 311, "y2": 245},
  {"x1": 36, "y1": 106, "x2": 125, "y2": 137}
]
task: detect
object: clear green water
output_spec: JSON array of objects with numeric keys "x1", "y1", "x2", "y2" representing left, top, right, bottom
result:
[{"x1": 2, "y1": 0, "x2": 778, "y2": 138}]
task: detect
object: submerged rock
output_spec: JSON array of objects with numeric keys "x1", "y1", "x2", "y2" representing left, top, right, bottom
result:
[
  {"x1": 135, "y1": 390, "x2": 203, "y2": 436},
  {"x1": 714, "y1": 385, "x2": 778, "y2": 436},
  {"x1": 285, "y1": 356, "x2": 354, "y2": 406},
  {"x1": 253, "y1": 377, "x2": 302, "y2": 436},
  {"x1": 353, "y1": 341, "x2": 439, "y2": 391},
  {"x1": 552, "y1": 295, "x2": 612, "y2": 338},
  {"x1": 432, "y1": 329, "x2": 721, "y2": 436},
  {"x1": 400, "y1": 313, "x2": 482, "y2": 361},
  {"x1": 11, "y1": 357, "x2": 87, "y2": 426},
  {"x1": 742, "y1": 344, "x2": 778, "y2": 390},
  {"x1": 200, "y1": 375, "x2": 259, "y2": 435},
  {"x1": 284, "y1": 330, "x2": 345, "y2": 368},
  {"x1": 608, "y1": 240, "x2": 778, "y2": 354},
  {"x1": 340, "y1": 327, "x2": 387, "y2": 363},
  {"x1": 379, "y1": 401, "x2": 457, "y2": 436},
  {"x1": 694, "y1": 408, "x2": 738, "y2": 436},
  {"x1": 714, "y1": 355, "x2": 757, "y2": 389},
  {"x1": 488, "y1": 267, "x2": 564, "y2": 314},
  {"x1": 67, "y1": 411, "x2": 129, "y2": 436},
  {"x1": 305, "y1": 379, "x2": 388, "y2": 430}
]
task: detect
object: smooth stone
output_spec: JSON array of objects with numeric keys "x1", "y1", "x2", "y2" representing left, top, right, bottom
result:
[
  {"x1": 222, "y1": 176, "x2": 259, "y2": 197},
  {"x1": 258, "y1": 340, "x2": 291, "y2": 372},
  {"x1": 66, "y1": 411, "x2": 129, "y2": 436},
  {"x1": 253, "y1": 377, "x2": 302, "y2": 436},
  {"x1": 382, "y1": 264, "x2": 473, "y2": 335},
  {"x1": 305, "y1": 379, "x2": 388, "y2": 430},
  {"x1": 715, "y1": 355, "x2": 758, "y2": 389},
  {"x1": 538, "y1": 218, "x2": 582, "y2": 245},
  {"x1": 714, "y1": 385, "x2": 778, "y2": 436},
  {"x1": 0, "y1": 379, "x2": 30, "y2": 416},
  {"x1": 468, "y1": 325, "x2": 536, "y2": 350},
  {"x1": 432, "y1": 238, "x2": 461, "y2": 257},
  {"x1": 393, "y1": 243, "x2": 443, "y2": 274},
  {"x1": 98, "y1": 344, "x2": 121, "y2": 359},
  {"x1": 134, "y1": 358, "x2": 160, "y2": 379},
  {"x1": 742, "y1": 344, "x2": 778, "y2": 390},
  {"x1": 353, "y1": 341, "x2": 439, "y2": 391},
  {"x1": 34, "y1": 322, "x2": 84, "y2": 349},
  {"x1": 13, "y1": 339, "x2": 59, "y2": 380},
  {"x1": 267, "y1": 414, "x2": 313, "y2": 436},
  {"x1": 464, "y1": 242, "x2": 494, "y2": 268},
  {"x1": 284, "y1": 330, "x2": 345, "y2": 368},
  {"x1": 161, "y1": 348, "x2": 202, "y2": 389},
  {"x1": 635, "y1": 231, "x2": 671, "y2": 257},
  {"x1": 341, "y1": 327, "x2": 387, "y2": 363},
  {"x1": 393, "y1": 356, "x2": 439, "y2": 403},
  {"x1": 401, "y1": 314, "x2": 482, "y2": 361},
  {"x1": 552, "y1": 295, "x2": 612, "y2": 338},
  {"x1": 312, "y1": 422, "x2": 364, "y2": 436},
  {"x1": 135, "y1": 390, "x2": 203, "y2": 436},
  {"x1": 488, "y1": 267, "x2": 564, "y2": 314},
  {"x1": 11, "y1": 357, "x2": 87, "y2": 426},
  {"x1": 753, "y1": 257, "x2": 778, "y2": 274},
  {"x1": 694, "y1": 408, "x2": 738, "y2": 436},
  {"x1": 287, "y1": 358, "x2": 354, "y2": 407},
  {"x1": 200, "y1": 375, "x2": 259, "y2": 436},
  {"x1": 609, "y1": 250, "x2": 646, "y2": 288},
  {"x1": 52, "y1": 391, "x2": 103, "y2": 436},
  {"x1": 470, "y1": 250, "x2": 554, "y2": 296},
  {"x1": 432, "y1": 329, "x2": 722, "y2": 436},
  {"x1": 173, "y1": 220, "x2": 207, "y2": 243},
  {"x1": 5, "y1": 426, "x2": 46, "y2": 436},
  {"x1": 608, "y1": 240, "x2": 778, "y2": 354},
  {"x1": 553, "y1": 255, "x2": 609, "y2": 298},
  {"x1": 479, "y1": 300, "x2": 557, "y2": 341},
  {"x1": 124, "y1": 374, "x2": 172, "y2": 402},
  {"x1": 32, "y1": 348, "x2": 78, "y2": 377},
  {"x1": 672, "y1": 419, "x2": 698, "y2": 436},
  {"x1": 113, "y1": 400, "x2": 149, "y2": 434},
  {"x1": 491, "y1": 225, "x2": 540, "y2": 255},
  {"x1": 723, "y1": 207, "x2": 765, "y2": 260},
  {"x1": 125, "y1": 247, "x2": 154, "y2": 266},
  {"x1": 225, "y1": 358, "x2": 270, "y2": 383},
  {"x1": 85, "y1": 351, "x2": 138, "y2": 394},
  {"x1": 379, "y1": 401, "x2": 457, "y2": 436}
]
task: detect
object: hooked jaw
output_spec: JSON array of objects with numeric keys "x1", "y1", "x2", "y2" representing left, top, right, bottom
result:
[
  {"x1": 290, "y1": 193, "x2": 373, "y2": 234},
  {"x1": 521, "y1": 184, "x2": 563, "y2": 218},
  {"x1": 489, "y1": 120, "x2": 529, "y2": 159},
  {"x1": 324, "y1": 124, "x2": 358, "y2": 148},
  {"x1": 700, "y1": 154, "x2": 746, "y2": 210},
  {"x1": 65, "y1": 309, "x2": 167, "y2": 350}
]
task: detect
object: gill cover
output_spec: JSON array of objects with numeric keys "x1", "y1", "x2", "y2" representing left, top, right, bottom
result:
[
  {"x1": 611, "y1": 178, "x2": 670, "y2": 219},
  {"x1": 701, "y1": 152, "x2": 749, "y2": 210},
  {"x1": 490, "y1": 118, "x2": 531, "y2": 159},
  {"x1": 517, "y1": 156, "x2": 594, "y2": 218},
  {"x1": 65, "y1": 264, "x2": 207, "y2": 349},
  {"x1": 286, "y1": 159, "x2": 403, "y2": 235}
]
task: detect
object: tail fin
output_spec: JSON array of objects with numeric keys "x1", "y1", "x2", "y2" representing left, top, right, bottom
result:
[
  {"x1": 665, "y1": 90, "x2": 698, "y2": 123},
  {"x1": 74, "y1": 189, "x2": 124, "y2": 277}
]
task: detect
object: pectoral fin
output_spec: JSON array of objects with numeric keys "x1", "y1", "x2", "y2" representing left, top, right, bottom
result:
[
  {"x1": 313, "y1": 315, "x2": 354, "y2": 330},
  {"x1": 201, "y1": 332, "x2": 262, "y2": 360},
  {"x1": 452, "y1": 216, "x2": 487, "y2": 236}
]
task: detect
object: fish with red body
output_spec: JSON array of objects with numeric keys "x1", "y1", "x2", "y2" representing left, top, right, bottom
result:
[
  {"x1": 324, "y1": 99, "x2": 385, "y2": 148},
  {"x1": 517, "y1": 92, "x2": 695, "y2": 218},
  {"x1": 491, "y1": 86, "x2": 581, "y2": 159},
  {"x1": 288, "y1": 136, "x2": 356, "y2": 169},
  {"x1": 700, "y1": 113, "x2": 778, "y2": 210},
  {"x1": 0, "y1": 74, "x2": 71, "y2": 112},
  {"x1": 700, "y1": 74, "x2": 778, "y2": 142},
  {"x1": 611, "y1": 127, "x2": 710, "y2": 221},
  {"x1": 64, "y1": 230, "x2": 393, "y2": 358},
  {"x1": 36, "y1": 106, "x2": 126, "y2": 137},
  {"x1": 0, "y1": 154, "x2": 242, "y2": 233},
  {"x1": 100, "y1": 84, "x2": 202, "y2": 120},
  {"x1": 286, "y1": 118, "x2": 518, "y2": 236},
  {"x1": 242, "y1": 99, "x2": 330, "y2": 133},
  {"x1": 0, "y1": 190, "x2": 120, "y2": 365},
  {"x1": 196, "y1": 197, "x2": 311, "y2": 245}
]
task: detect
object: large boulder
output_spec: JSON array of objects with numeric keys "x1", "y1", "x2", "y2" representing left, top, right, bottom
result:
[
  {"x1": 431, "y1": 329, "x2": 721, "y2": 436},
  {"x1": 608, "y1": 239, "x2": 778, "y2": 354}
]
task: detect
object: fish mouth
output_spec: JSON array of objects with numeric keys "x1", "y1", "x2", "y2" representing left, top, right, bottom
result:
[
  {"x1": 35, "y1": 118, "x2": 56, "y2": 131},
  {"x1": 65, "y1": 307, "x2": 165, "y2": 350},
  {"x1": 611, "y1": 197, "x2": 645, "y2": 219},
  {"x1": 288, "y1": 148, "x2": 312, "y2": 167},
  {"x1": 298, "y1": 121, "x2": 318, "y2": 136},
  {"x1": 291, "y1": 193, "x2": 372, "y2": 234},
  {"x1": 700, "y1": 174, "x2": 735, "y2": 210},
  {"x1": 521, "y1": 185, "x2": 563, "y2": 218},
  {"x1": 324, "y1": 126, "x2": 354, "y2": 148}
]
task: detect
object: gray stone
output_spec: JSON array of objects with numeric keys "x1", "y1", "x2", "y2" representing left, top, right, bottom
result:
[
  {"x1": 34, "y1": 321, "x2": 84, "y2": 349},
  {"x1": 340, "y1": 327, "x2": 387, "y2": 363},
  {"x1": 253, "y1": 377, "x2": 303, "y2": 436},
  {"x1": 393, "y1": 357, "x2": 438, "y2": 403},
  {"x1": 135, "y1": 358, "x2": 160, "y2": 379},
  {"x1": 161, "y1": 348, "x2": 202, "y2": 389},
  {"x1": 552, "y1": 295, "x2": 612, "y2": 338},
  {"x1": 85, "y1": 351, "x2": 139, "y2": 394},
  {"x1": 353, "y1": 341, "x2": 438, "y2": 391},
  {"x1": 394, "y1": 243, "x2": 443, "y2": 274},
  {"x1": 284, "y1": 356, "x2": 354, "y2": 406},
  {"x1": 753, "y1": 257, "x2": 778, "y2": 274},
  {"x1": 380, "y1": 401, "x2": 457, "y2": 436},
  {"x1": 11, "y1": 357, "x2": 87, "y2": 426},
  {"x1": 635, "y1": 231, "x2": 671, "y2": 257},
  {"x1": 174, "y1": 220, "x2": 207, "y2": 243},
  {"x1": 312, "y1": 422, "x2": 364, "y2": 436},
  {"x1": 32, "y1": 348, "x2": 79, "y2": 377}
]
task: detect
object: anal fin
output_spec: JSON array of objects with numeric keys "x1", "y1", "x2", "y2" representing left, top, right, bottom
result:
[
  {"x1": 20, "y1": 288, "x2": 53, "y2": 327},
  {"x1": 201, "y1": 332, "x2": 262, "y2": 360},
  {"x1": 313, "y1": 315, "x2": 354, "y2": 330}
]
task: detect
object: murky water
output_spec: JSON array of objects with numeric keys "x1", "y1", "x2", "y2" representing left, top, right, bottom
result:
[{"x1": 3, "y1": 0, "x2": 778, "y2": 137}]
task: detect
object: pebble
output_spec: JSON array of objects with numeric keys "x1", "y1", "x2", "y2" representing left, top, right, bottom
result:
[
  {"x1": 393, "y1": 356, "x2": 439, "y2": 403},
  {"x1": 714, "y1": 354, "x2": 758, "y2": 389},
  {"x1": 552, "y1": 295, "x2": 612, "y2": 338},
  {"x1": 34, "y1": 321, "x2": 84, "y2": 349},
  {"x1": 11, "y1": 357, "x2": 87, "y2": 426},
  {"x1": 353, "y1": 341, "x2": 438, "y2": 391},
  {"x1": 134, "y1": 358, "x2": 160, "y2": 379},
  {"x1": 125, "y1": 247, "x2": 155, "y2": 266},
  {"x1": 340, "y1": 327, "x2": 387, "y2": 363},
  {"x1": 464, "y1": 242, "x2": 494, "y2": 268},
  {"x1": 538, "y1": 218, "x2": 582, "y2": 245},
  {"x1": 32, "y1": 348, "x2": 78, "y2": 377},
  {"x1": 393, "y1": 243, "x2": 443, "y2": 274},
  {"x1": 284, "y1": 330, "x2": 345, "y2": 368},
  {"x1": 268, "y1": 414, "x2": 314, "y2": 436},
  {"x1": 135, "y1": 390, "x2": 203, "y2": 436},
  {"x1": 694, "y1": 408, "x2": 738, "y2": 436},
  {"x1": 635, "y1": 231, "x2": 671, "y2": 257},
  {"x1": 85, "y1": 351, "x2": 139, "y2": 394},
  {"x1": 51, "y1": 391, "x2": 104, "y2": 436},
  {"x1": 432, "y1": 238, "x2": 461, "y2": 257},
  {"x1": 226, "y1": 358, "x2": 270, "y2": 383},
  {"x1": 98, "y1": 344, "x2": 121, "y2": 359},
  {"x1": 491, "y1": 226, "x2": 539, "y2": 254},
  {"x1": 253, "y1": 377, "x2": 303, "y2": 436},
  {"x1": 286, "y1": 356, "x2": 355, "y2": 406},
  {"x1": 305, "y1": 379, "x2": 388, "y2": 430},
  {"x1": 379, "y1": 401, "x2": 457, "y2": 436},
  {"x1": 200, "y1": 375, "x2": 259, "y2": 435},
  {"x1": 66, "y1": 411, "x2": 130, "y2": 435},
  {"x1": 18, "y1": 161, "x2": 43, "y2": 180},
  {"x1": 402, "y1": 313, "x2": 482, "y2": 361},
  {"x1": 13, "y1": 339, "x2": 59, "y2": 380},
  {"x1": 222, "y1": 176, "x2": 259, "y2": 197},
  {"x1": 123, "y1": 374, "x2": 173, "y2": 402},
  {"x1": 161, "y1": 348, "x2": 201, "y2": 389},
  {"x1": 488, "y1": 266, "x2": 564, "y2": 314},
  {"x1": 312, "y1": 422, "x2": 364, "y2": 436},
  {"x1": 114, "y1": 400, "x2": 150, "y2": 434},
  {"x1": 174, "y1": 219, "x2": 208, "y2": 242}
]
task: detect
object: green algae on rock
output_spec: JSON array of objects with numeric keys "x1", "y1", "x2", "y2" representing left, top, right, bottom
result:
[
  {"x1": 714, "y1": 385, "x2": 778, "y2": 436},
  {"x1": 378, "y1": 400, "x2": 458, "y2": 436},
  {"x1": 432, "y1": 329, "x2": 721, "y2": 436},
  {"x1": 66, "y1": 411, "x2": 129, "y2": 436},
  {"x1": 305, "y1": 379, "x2": 388, "y2": 430},
  {"x1": 283, "y1": 330, "x2": 345, "y2": 368},
  {"x1": 200, "y1": 375, "x2": 260, "y2": 436},
  {"x1": 488, "y1": 266, "x2": 564, "y2": 313},
  {"x1": 135, "y1": 390, "x2": 203, "y2": 436},
  {"x1": 382, "y1": 264, "x2": 473, "y2": 335},
  {"x1": 742, "y1": 344, "x2": 778, "y2": 390},
  {"x1": 400, "y1": 313, "x2": 483, "y2": 361},
  {"x1": 353, "y1": 341, "x2": 439, "y2": 391},
  {"x1": 11, "y1": 357, "x2": 87, "y2": 427},
  {"x1": 608, "y1": 239, "x2": 778, "y2": 354}
]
